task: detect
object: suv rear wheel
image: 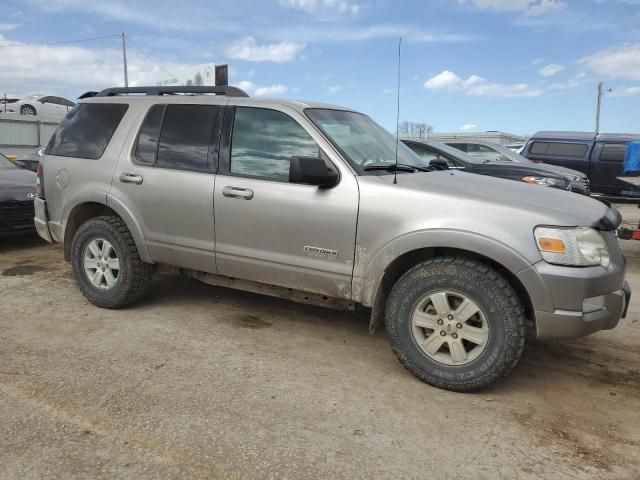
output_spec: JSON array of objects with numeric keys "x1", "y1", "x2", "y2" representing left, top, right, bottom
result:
[
  {"x1": 71, "y1": 216, "x2": 153, "y2": 308},
  {"x1": 385, "y1": 256, "x2": 525, "y2": 392}
]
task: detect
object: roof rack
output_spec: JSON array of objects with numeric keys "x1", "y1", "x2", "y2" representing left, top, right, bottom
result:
[{"x1": 80, "y1": 85, "x2": 250, "y2": 99}]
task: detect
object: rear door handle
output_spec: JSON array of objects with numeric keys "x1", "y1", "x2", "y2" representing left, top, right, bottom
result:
[
  {"x1": 119, "y1": 173, "x2": 143, "y2": 185},
  {"x1": 222, "y1": 186, "x2": 254, "y2": 200}
]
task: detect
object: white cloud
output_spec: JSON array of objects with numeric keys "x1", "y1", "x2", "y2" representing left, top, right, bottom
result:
[
  {"x1": 460, "y1": 0, "x2": 566, "y2": 15},
  {"x1": 224, "y1": 36, "x2": 305, "y2": 63},
  {"x1": 327, "y1": 84, "x2": 342, "y2": 94},
  {"x1": 236, "y1": 80, "x2": 256, "y2": 93},
  {"x1": 424, "y1": 70, "x2": 543, "y2": 97},
  {"x1": 548, "y1": 72, "x2": 588, "y2": 91},
  {"x1": 0, "y1": 23, "x2": 20, "y2": 31},
  {"x1": 235, "y1": 81, "x2": 290, "y2": 97},
  {"x1": 279, "y1": 0, "x2": 361, "y2": 15},
  {"x1": 0, "y1": 34, "x2": 218, "y2": 98},
  {"x1": 579, "y1": 43, "x2": 640, "y2": 81},
  {"x1": 270, "y1": 24, "x2": 476, "y2": 43},
  {"x1": 254, "y1": 84, "x2": 288, "y2": 96},
  {"x1": 30, "y1": 0, "x2": 208, "y2": 31},
  {"x1": 537, "y1": 63, "x2": 564, "y2": 77},
  {"x1": 424, "y1": 70, "x2": 462, "y2": 90},
  {"x1": 610, "y1": 86, "x2": 640, "y2": 96},
  {"x1": 460, "y1": 124, "x2": 477, "y2": 131}
]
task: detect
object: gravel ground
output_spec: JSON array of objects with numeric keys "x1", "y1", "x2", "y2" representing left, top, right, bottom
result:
[{"x1": 1, "y1": 204, "x2": 639, "y2": 480}]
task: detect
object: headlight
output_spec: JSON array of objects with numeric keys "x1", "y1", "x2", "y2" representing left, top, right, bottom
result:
[
  {"x1": 522, "y1": 176, "x2": 568, "y2": 188},
  {"x1": 534, "y1": 227, "x2": 610, "y2": 267}
]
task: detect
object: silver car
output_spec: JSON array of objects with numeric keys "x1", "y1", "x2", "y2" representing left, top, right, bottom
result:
[{"x1": 34, "y1": 86, "x2": 631, "y2": 392}]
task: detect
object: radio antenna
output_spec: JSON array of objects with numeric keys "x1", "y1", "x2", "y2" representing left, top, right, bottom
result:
[{"x1": 394, "y1": 37, "x2": 402, "y2": 185}]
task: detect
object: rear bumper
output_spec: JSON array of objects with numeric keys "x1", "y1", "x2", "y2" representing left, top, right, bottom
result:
[{"x1": 34, "y1": 197, "x2": 53, "y2": 243}]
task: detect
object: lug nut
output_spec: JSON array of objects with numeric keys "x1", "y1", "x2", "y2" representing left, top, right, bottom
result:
[
  {"x1": 452, "y1": 333, "x2": 458, "y2": 339},
  {"x1": 447, "y1": 315, "x2": 454, "y2": 320},
  {"x1": 456, "y1": 323, "x2": 463, "y2": 329},
  {"x1": 437, "y1": 319, "x2": 444, "y2": 325},
  {"x1": 440, "y1": 331, "x2": 446, "y2": 336}
]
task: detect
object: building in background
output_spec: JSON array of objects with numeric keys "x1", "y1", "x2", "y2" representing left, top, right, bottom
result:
[{"x1": 424, "y1": 131, "x2": 527, "y2": 146}]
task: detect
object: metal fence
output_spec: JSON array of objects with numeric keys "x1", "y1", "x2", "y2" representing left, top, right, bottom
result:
[{"x1": 0, "y1": 114, "x2": 61, "y2": 157}]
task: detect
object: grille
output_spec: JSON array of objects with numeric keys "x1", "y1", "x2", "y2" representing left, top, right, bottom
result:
[{"x1": 0, "y1": 201, "x2": 35, "y2": 235}]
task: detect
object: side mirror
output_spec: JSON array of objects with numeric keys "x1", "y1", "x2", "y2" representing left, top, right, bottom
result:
[
  {"x1": 289, "y1": 156, "x2": 339, "y2": 187},
  {"x1": 429, "y1": 158, "x2": 449, "y2": 170}
]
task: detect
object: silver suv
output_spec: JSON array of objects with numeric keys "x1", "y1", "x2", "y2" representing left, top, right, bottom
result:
[{"x1": 34, "y1": 86, "x2": 631, "y2": 392}]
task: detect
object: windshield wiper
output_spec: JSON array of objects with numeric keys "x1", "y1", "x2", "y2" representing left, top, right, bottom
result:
[{"x1": 364, "y1": 163, "x2": 430, "y2": 172}]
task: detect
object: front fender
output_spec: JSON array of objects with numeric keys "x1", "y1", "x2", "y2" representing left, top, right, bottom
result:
[{"x1": 353, "y1": 228, "x2": 537, "y2": 307}]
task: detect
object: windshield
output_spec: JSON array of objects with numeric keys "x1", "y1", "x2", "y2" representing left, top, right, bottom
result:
[
  {"x1": 0, "y1": 153, "x2": 17, "y2": 169},
  {"x1": 305, "y1": 109, "x2": 429, "y2": 172},
  {"x1": 25, "y1": 93, "x2": 45, "y2": 100}
]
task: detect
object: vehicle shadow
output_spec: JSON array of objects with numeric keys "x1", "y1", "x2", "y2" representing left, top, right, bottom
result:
[{"x1": 0, "y1": 234, "x2": 48, "y2": 253}]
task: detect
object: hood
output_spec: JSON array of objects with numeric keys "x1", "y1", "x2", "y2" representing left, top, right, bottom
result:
[
  {"x1": 375, "y1": 169, "x2": 614, "y2": 229},
  {"x1": 0, "y1": 168, "x2": 37, "y2": 202},
  {"x1": 527, "y1": 162, "x2": 586, "y2": 179},
  {"x1": 473, "y1": 160, "x2": 584, "y2": 180}
]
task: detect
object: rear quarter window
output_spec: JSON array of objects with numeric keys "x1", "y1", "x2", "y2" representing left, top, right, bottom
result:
[
  {"x1": 46, "y1": 103, "x2": 128, "y2": 159},
  {"x1": 599, "y1": 143, "x2": 627, "y2": 162},
  {"x1": 529, "y1": 141, "x2": 588, "y2": 157}
]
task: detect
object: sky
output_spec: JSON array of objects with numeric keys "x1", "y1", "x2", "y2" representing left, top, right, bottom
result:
[{"x1": 1, "y1": 0, "x2": 639, "y2": 135}]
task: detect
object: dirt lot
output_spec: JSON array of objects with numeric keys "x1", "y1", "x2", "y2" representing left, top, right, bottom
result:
[{"x1": 1, "y1": 205, "x2": 639, "y2": 480}]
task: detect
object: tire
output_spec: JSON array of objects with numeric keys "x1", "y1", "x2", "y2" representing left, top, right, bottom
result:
[
  {"x1": 20, "y1": 105, "x2": 36, "y2": 115},
  {"x1": 385, "y1": 256, "x2": 525, "y2": 392},
  {"x1": 71, "y1": 216, "x2": 153, "y2": 308}
]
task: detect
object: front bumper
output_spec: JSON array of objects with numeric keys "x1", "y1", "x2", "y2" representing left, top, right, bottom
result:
[
  {"x1": 535, "y1": 281, "x2": 630, "y2": 339},
  {"x1": 518, "y1": 230, "x2": 630, "y2": 339}
]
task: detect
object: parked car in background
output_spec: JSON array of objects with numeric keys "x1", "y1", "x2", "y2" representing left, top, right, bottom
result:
[
  {"x1": 0, "y1": 152, "x2": 37, "y2": 237},
  {"x1": 505, "y1": 142, "x2": 525, "y2": 152},
  {"x1": 522, "y1": 131, "x2": 640, "y2": 200},
  {"x1": 35, "y1": 85, "x2": 630, "y2": 392},
  {"x1": 3, "y1": 94, "x2": 75, "y2": 117},
  {"x1": 447, "y1": 140, "x2": 589, "y2": 184},
  {"x1": 403, "y1": 139, "x2": 590, "y2": 195},
  {"x1": 14, "y1": 146, "x2": 44, "y2": 172}
]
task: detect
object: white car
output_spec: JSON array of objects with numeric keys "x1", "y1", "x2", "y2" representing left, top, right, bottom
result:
[{"x1": 5, "y1": 94, "x2": 75, "y2": 117}]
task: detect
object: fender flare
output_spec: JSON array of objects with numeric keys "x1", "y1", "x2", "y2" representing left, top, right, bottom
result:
[
  {"x1": 354, "y1": 228, "x2": 538, "y2": 308},
  {"x1": 60, "y1": 190, "x2": 152, "y2": 263}
]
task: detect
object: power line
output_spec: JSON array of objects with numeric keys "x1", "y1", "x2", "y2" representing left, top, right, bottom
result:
[
  {"x1": 0, "y1": 33, "x2": 120, "y2": 48},
  {"x1": 124, "y1": 34, "x2": 176, "y2": 79}
]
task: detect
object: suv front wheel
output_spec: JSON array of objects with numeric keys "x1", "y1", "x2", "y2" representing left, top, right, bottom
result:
[
  {"x1": 385, "y1": 256, "x2": 525, "y2": 392},
  {"x1": 71, "y1": 216, "x2": 153, "y2": 308}
]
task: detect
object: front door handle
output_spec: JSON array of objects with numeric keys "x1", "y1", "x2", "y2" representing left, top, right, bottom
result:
[
  {"x1": 222, "y1": 186, "x2": 254, "y2": 200},
  {"x1": 119, "y1": 173, "x2": 143, "y2": 185}
]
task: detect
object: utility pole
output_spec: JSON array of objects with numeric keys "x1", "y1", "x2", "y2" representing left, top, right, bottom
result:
[
  {"x1": 595, "y1": 82, "x2": 612, "y2": 135},
  {"x1": 121, "y1": 32, "x2": 129, "y2": 87}
]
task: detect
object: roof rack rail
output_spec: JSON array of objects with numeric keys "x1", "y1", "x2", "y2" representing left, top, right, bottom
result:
[
  {"x1": 92, "y1": 86, "x2": 249, "y2": 98},
  {"x1": 78, "y1": 91, "x2": 99, "y2": 99}
]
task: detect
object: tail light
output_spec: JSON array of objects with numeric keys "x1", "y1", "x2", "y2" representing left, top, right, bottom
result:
[{"x1": 36, "y1": 163, "x2": 45, "y2": 198}]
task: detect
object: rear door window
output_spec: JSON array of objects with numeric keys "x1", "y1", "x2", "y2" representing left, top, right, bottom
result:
[
  {"x1": 599, "y1": 143, "x2": 627, "y2": 162},
  {"x1": 529, "y1": 141, "x2": 588, "y2": 157},
  {"x1": 47, "y1": 103, "x2": 129, "y2": 159},
  {"x1": 133, "y1": 104, "x2": 223, "y2": 172},
  {"x1": 156, "y1": 105, "x2": 222, "y2": 172}
]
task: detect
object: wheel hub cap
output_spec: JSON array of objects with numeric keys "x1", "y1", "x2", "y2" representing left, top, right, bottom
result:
[
  {"x1": 83, "y1": 238, "x2": 120, "y2": 290},
  {"x1": 411, "y1": 290, "x2": 489, "y2": 366}
]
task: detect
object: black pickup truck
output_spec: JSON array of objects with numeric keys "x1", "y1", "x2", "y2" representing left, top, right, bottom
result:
[{"x1": 522, "y1": 131, "x2": 640, "y2": 200}]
